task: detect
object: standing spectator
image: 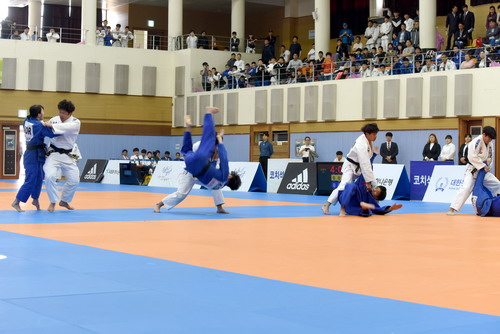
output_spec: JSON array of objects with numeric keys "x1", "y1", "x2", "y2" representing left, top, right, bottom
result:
[
  {"x1": 440, "y1": 135, "x2": 456, "y2": 162},
  {"x1": 246, "y1": 33, "x2": 257, "y2": 53},
  {"x1": 339, "y1": 23, "x2": 354, "y2": 52},
  {"x1": 391, "y1": 10, "x2": 403, "y2": 35},
  {"x1": 46, "y1": 28, "x2": 59, "y2": 43},
  {"x1": 404, "y1": 13, "x2": 414, "y2": 32},
  {"x1": 101, "y1": 20, "x2": 108, "y2": 31},
  {"x1": 174, "y1": 152, "x2": 184, "y2": 161},
  {"x1": 10, "y1": 30, "x2": 21, "y2": 40},
  {"x1": 333, "y1": 151, "x2": 346, "y2": 163},
  {"x1": 298, "y1": 137, "x2": 316, "y2": 163},
  {"x1": 266, "y1": 30, "x2": 276, "y2": 48},
  {"x1": 438, "y1": 53, "x2": 456, "y2": 71},
  {"x1": 461, "y1": 5, "x2": 475, "y2": 41},
  {"x1": 321, "y1": 52, "x2": 334, "y2": 80},
  {"x1": 307, "y1": 43, "x2": 315, "y2": 61},
  {"x1": 422, "y1": 134, "x2": 441, "y2": 161},
  {"x1": 460, "y1": 53, "x2": 475, "y2": 69},
  {"x1": 1, "y1": 17, "x2": 12, "y2": 39},
  {"x1": 112, "y1": 24, "x2": 124, "y2": 47},
  {"x1": 198, "y1": 31, "x2": 209, "y2": 49},
  {"x1": 365, "y1": 20, "x2": 375, "y2": 50},
  {"x1": 411, "y1": 21, "x2": 420, "y2": 47},
  {"x1": 226, "y1": 53, "x2": 237, "y2": 69},
  {"x1": 96, "y1": 26, "x2": 105, "y2": 45},
  {"x1": 275, "y1": 57, "x2": 287, "y2": 83},
  {"x1": 259, "y1": 133, "x2": 273, "y2": 178},
  {"x1": 380, "y1": 16, "x2": 393, "y2": 51},
  {"x1": 262, "y1": 39, "x2": 274, "y2": 64},
  {"x1": 446, "y1": 6, "x2": 460, "y2": 50},
  {"x1": 103, "y1": 26, "x2": 113, "y2": 46},
  {"x1": 380, "y1": 132, "x2": 398, "y2": 164},
  {"x1": 352, "y1": 35, "x2": 363, "y2": 52},
  {"x1": 335, "y1": 39, "x2": 348, "y2": 61},
  {"x1": 415, "y1": 9, "x2": 420, "y2": 22},
  {"x1": 162, "y1": 151, "x2": 172, "y2": 161},
  {"x1": 316, "y1": 51, "x2": 325, "y2": 64},
  {"x1": 458, "y1": 134, "x2": 472, "y2": 165},
  {"x1": 234, "y1": 53, "x2": 245, "y2": 71},
  {"x1": 20, "y1": 27, "x2": 31, "y2": 41},
  {"x1": 230, "y1": 31, "x2": 240, "y2": 52},
  {"x1": 454, "y1": 23, "x2": 468, "y2": 49},
  {"x1": 280, "y1": 44, "x2": 291, "y2": 63},
  {"x1": 120, "y1": 149, "x2": 129, "y2": 160},
  {"x1": 436, "y1": 27, "x2": 445, "y2": 50},
  {"x1": 289, "y1": 36, "x2": 302, "y2": 59},
  {"x1": 121, "y1": 26, "x2": 134, "y2": 48},
  {"x1": 200, "y1": 62, "x2": 211, "y2": 91},
  {"x1": 186, "y1": 30, "x2": 197, "y2": 48},
  {"x1": 397, "y1": 24, "x2": 411, "y2": 45},
  {"x1": 486, "y1": 6, "x2": 497, "y2": 30}
]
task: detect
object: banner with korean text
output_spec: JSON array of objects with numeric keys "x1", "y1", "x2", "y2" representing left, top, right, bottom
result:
[{"x1": 423, "y1": 165, "x2": 469, "y2": 203}]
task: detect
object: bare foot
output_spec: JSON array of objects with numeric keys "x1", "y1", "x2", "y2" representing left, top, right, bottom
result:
[
  {"x1": 59, "y1": 201, "x2": 74, "y2": 210},
  {"x1": 153, "y1": 202, "x2": 163, "y2": 213},
  {"x1": 389, "y1": 203, "x2": 403, "y2": 212},
  {"x1": 360, "y1": 202, "x2": 375, "y2": 211},
  {"x1": 184, "y1": 115, "x2": 192, "y2": 127},
  {"x1": 48, "y1": 203, "x2": 56, "y2": 212},
  {"x1": 11, "y1": 200, "x2": 24, "y2": 212},
  {"x1": 32, "y1": 199, "x2": 41, "y2": 211},
  {"x1": 447, "y1": 208, "x2": 456, "y2": 216},
  {"x1": 216, "y1": 205, "x2": 229, "y2": 214},
  {"x1": 206, "y1": 106, "x2": 220, "y2": 114},
  {"x1": 339, "y1": 207, "x2": 346, "y2": 217},
  {"x1": 321, "y1": 203, "x2": 331, "y2": 215}
]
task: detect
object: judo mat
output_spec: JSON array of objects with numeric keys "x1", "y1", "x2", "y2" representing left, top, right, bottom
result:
[{"x1": 1, "y1": 179, "x2": 500, "y2": 333}]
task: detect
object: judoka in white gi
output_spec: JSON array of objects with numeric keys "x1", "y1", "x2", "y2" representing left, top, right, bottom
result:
[
  {"x1": 322, "y1": 123, "x2": 379, "y2": 215},
  {"x1": 43, "y1": 100, "x2": 82, "y2": 212},
  {"x1": 154, "y1": 107, "x2": 241, "y2": 214},
  {"x1": 448, "y1": 126, "x2": 500, "y2": 215}
]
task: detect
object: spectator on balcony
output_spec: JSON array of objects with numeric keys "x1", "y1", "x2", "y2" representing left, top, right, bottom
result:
[
  {"x1": 112, "y1": 24, "x2": 124, "y2": 47},
  {"x1": 262, "y1": 38, "x2": 274, "y2": 64},
  {"x1": 234, "y1": 53, "x2": 245, "y2": 71},
  {"x1": 461, "y1": 5, "x2": 475, "y2": 41},
  {"x1": 174, "y1": 152, "x2": 184, "y2": 161},
  {"x1": 360, "y1": 61, "x2": 371, "y2": 78},
  {"x1": 362, "y1": 47, "x2": 373, "y2": 59},
  {"x1": 316, "y1": 50, "x2": 325, "y2": 64},
  {"x1": 96, "y1": 26, "x2": 105, "y2": 45},
  {"x1": 438, "y1": 53, "x2": 456, "y2": 71},
  {"x1": 211, "y1": 67, "x2": 224, "y2": 89},
  {"x1": 477, "y1": 50, "x2": 489, "y2": 68},
  {"x1": 421, "y1": 58, "x2": 437, "y2": 73},
  {"x1": 397, "y1": 24, "x2": 411, "y2": 46},
  {"x1": 222, "y1": 65, "x2": 232, "y2": 89},
  {"x1": 335, "y1": 39, "x2": 348, "y2": 61},
  {"x1": 498, "y1": 5, "x2": 500, "y2": 26},
  {"x1": 162, "y1": 151, "x2": 172, "y2": 161},
  {"x1": 414, "y1": 47, "x2": 424, "y2": 63},
  {"x1": 103, "y1": 26, "x2": 113, "y2": 46},
  {"x1": 365, "y1": 20, "x2": 376, "y2": 50},
  {"x1": 380, "y1": 16, "x2": 392, "y2": 51},
  {"x1": 275, "y1": 57, "x2": 287, "y2": 83},
  {"x1": 1, "y1": 17, "x2": 12, "y2": 39},
  {"x1": 20, "y1": 27, "x2": 31, "y2": 41},
  {"x1": 402, "y1": 40, "x2": 415, "y2": 58},
  {"x1": 386, "y1": 43, "x2": 397, "y2": 59},
  {"x1": 352, "y1": 36, "x2": 363, "y2": 52},
  {"x1": 280, "y1": 44, "x2": 291, "y2": 63},
  {"x1": 454, "y1": 23, "x2": 468, "y2": 49},
  {"x1": 46, "y1": 28, "x2": 59, "y2": 43},
  {"x1": 339, "y1": 23, "x2": 354, "y2": 52},
  {"x1": 460, "y1": 53, "x2": 475, "y2": 69},
  {"x1": 287, "y1": 53, "x2": 303, "y2": 72},
  {"x1": 486, "y1": 6, "x2": 497, "y2": 30},
  {"x1": 230, "y1": 31, "x2": 240, "y2": 52},
  {"x1": 200, "y1": 62, "x2": 211, "y2": 91},
  {"x1": 446, "y1": 6, "x2": 460, "y2": 50},
  {"x1": 484, "y1": 20, "x2": 500, "y2": 46},
  {"x1": 414, "y1": 60, "x2": 423, "y2": 73},
  {"x1": 198, "y1": 31, "x2": 209, "y2": 49},
  {"x1": 422, "y1": 134, "x2": 441, "y2": 161},
  {"x1": 187, "y1": 30, "x2": 197, "y2": 49},
  {"x1": 391, "y1": 55, "x2": 402, "y2": 74},
  {"x1": 10, "y1": 30, "x2": 21, "y2": 40},
  {"x1": 305, "y1": 60, "x2": 316, "y2": 82},
  {"x1": 452, "y1": 46, "x2": 465, "y2": 68},
  {"x1": 440, "y1": 135, "x2": 456, "y2": 162},
  {"x1": 122, "y1": 26, "x2": 134, "y2": 48},
  {"x1": 391, "y1": 10, "x2": 403, "y2": 36},
  {"x1": 228, "y1": 65, "x2": 243, "y2": 88},
  {"x1": 255, "y1": 59, "x2": 269, "y2": 86},
  {"x1": 307, "y1": 43, "x2": 315, "y2": 61},
  {"x1": 246, "y1": 33, "x2": 257, "y2": 53},
  {"x1": 226, "y1": 53, "x2": 236, "y2": 68},
  {"x1": 321, "y1": 52, "x2": 334, "y2": 80},
  {"x1": 376, "y1": 64, "x2": 390, "y2": 76},
  {"x1": 372, "y1": 21, "x2": 381, "y2": 48},
  {"x1": 289, "y1": 36, "x2": 302, "y2": 59},
  {"x1": 335, "y1": 67, "x2": 350, "y2": 80},
  {"x1": 391, "y1": 32, "x2": 399, "y2": 48},
  {"x1": 101, "y1": 20, "x2": 108, "y2": 31},
  {"x1": 411, "y1": 21, "x2": 420, "y2": 47},
  {"x1": 436, "y1": 27, "x2": 445, "y2": 50},
  {"x1": 404, "y1": 13, "x2": 414, "y2": 32},
  {"x1": 396, "y1": 44, "x2": 404, "y2": 55},
  {"x1": 266, "y1": 30, "x2": 276, "y2": 47}
]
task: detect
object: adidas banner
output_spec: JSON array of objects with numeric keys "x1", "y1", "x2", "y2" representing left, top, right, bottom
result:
[
  {"x1": 277, "y1": 163, "x2": 317, "y2": 195},
  {"x1": 80, "y1": 159, "x2": 108, "y2": 183}
]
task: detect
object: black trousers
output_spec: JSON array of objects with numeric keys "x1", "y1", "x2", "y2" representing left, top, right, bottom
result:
[
  {"x1": 446, "y1": 30, "x2": 456, "y2": 50},
  {"x1": 259, "y1": 156, "x2": 270, "y2": 178}
]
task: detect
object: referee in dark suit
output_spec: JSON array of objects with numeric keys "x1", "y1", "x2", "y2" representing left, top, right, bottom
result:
[
  {"x1": 259, "y1": 132, "x2": 273, "y2": 178},
  {"x1": 380, "y1": 132, "x2": 399, "y2": 164}
]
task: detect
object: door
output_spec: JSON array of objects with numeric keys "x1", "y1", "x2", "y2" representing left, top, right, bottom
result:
[
  {"x1": 1, "y1": 125, "x2": 21, "y2": 179},
  {"x1": 250, "y1": 124, "x2": 290, "y2": 162}
]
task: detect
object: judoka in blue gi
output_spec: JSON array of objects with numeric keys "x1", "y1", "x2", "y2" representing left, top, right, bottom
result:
[
  {"x1": 154, "y1": 107, "x2": 241, "y2": 213},
  {"x1": 472, "y1": 169, "x2": 500, "y2": 217},
  {"x1": 12, "y1": 105, "x2": 59, "y2": 212}
]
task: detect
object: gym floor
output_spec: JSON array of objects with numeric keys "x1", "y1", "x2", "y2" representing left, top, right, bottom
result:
[{"x1": 1, "y1": 180, "x2": 499, "y2": 333}]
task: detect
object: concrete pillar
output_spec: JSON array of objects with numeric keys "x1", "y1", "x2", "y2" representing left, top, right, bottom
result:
[
  {"x1": 419, "y1": 0, "x2": 436, "y2": 49},
  {"x1": 28, "y1": 0, "x2": 42, "y2": 35},
  {"x1": 231, "y1": 0, "x2": 245, "y2": 52},
  {"x1": 81, "y1": 0, "x2": 97, "y2": 45},
  {"x1": 369, "y1": 0, "x2": 384, "y2": 17},
  {"x1": 168, "y1": 0, "x2": 183, "y2": 50},
  {"x1": 314, "y1": 0, "x2": 330, "y2": 58}
]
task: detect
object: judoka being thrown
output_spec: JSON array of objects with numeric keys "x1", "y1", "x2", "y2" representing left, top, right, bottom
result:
[{"x1": 154, "y1": 107, "x2": 241, "y2": 213}]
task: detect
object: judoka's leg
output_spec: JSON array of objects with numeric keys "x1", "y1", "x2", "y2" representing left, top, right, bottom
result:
[
  {"x1": 194, "y1": 109, "x2": 218, "y2": 163},
  {"x1": 211, "y1": 189, "x2": 228, "y2": 213},
  {"x1": 154, "y1": 171, "x2": 196, "y2": 212},
  {"x1": 31, "y1": 161, "x2": 45, "y2": 210},
  {"x1": 44, "y1": 154, "x2": 63, "y2": 212},
  {"x1": 59, "y1": 160, "x2": 80, "y2": 209},
  {"x1": 13, "y1": 161, "x2": 37, "y2": 211},
  {"x1": 483, "y1": 173, "x2": 500, "y2": 197},
  {"x1": 181, "y1": 115, "x2": 193, "y2": 156},
  {"x1": 323, "y1": 165, "x2": 355, "y2": 214},
  {"x1": 449, "y1": 170, "x2": 475, "y2": 214}
]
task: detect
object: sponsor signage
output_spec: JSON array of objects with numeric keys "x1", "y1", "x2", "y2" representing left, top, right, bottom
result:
[
  {"x1": 423, "y1": 165, "x2": 469, "y2": 203},
  {"x1": 267, "y1": 159, "x2": 302, "y2": 193},
  {"x1": 79, "y1": 159, "x2": 108, "y2": 183},
  {"x1": 373, "y1": 164, "x2": 411, "y2": 200},
  {"x1": 316, "y1": 162, "x2": 344, "y2": 196},
  {"x1": 278, "y1": 163, "x2": 317, "y2": 195},
  {"x1": 410, "y1": 161, "x2": 454, "y2": 200},
  {"x1": 101, "y1": 160, "x2": 123, "y2": 184},
  {"x1": 148, "y1": 161, "x2": 187, "y2": 188}
]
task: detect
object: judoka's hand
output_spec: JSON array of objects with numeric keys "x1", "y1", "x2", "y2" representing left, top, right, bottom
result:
[
  {"x1": 484, "y1": 166, "x2": 490, "y2": 172},
  {"x1": 373, "y1": 146, "x2": 379, "y2": 155},
  {"x1": 366, "y1": 182, "x2": 372, "y2": 191},
  {"x1": 43, "y1": 122, "x2": 53, "y2": 128},
  {"x1": 217, "y1": 129, "x2": 224, "y2": 144}
]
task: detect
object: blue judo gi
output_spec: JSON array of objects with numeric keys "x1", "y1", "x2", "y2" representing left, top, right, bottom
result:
[
  {"x1": 181, "y1": 113, "x2": 229, "y2": 190},
  {"x1": 472, "y1": 169, "x2": 500, "y2": 217},
  {"x1": 338, "y1": 175, "x2": 392, "y2": 217},
  {"x1": 16, "y1": 117, "x2": 58, "y2": 203}
]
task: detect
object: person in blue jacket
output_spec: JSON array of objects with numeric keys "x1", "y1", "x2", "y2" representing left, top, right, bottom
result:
[
  {"x1": 472, "y1": 168, "x2": 500, "y2": 217},
  {"x1": 154, "y1": 107, "x2": 241, "y2": 213},
  {"x1": 12, "y1": 105, "x2": 59, "y2": 212}
]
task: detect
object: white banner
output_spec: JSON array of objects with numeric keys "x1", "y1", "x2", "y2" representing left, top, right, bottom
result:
[
  {"x1": 373, "y1": 164, "x2": 405, "y2": 200},
  {"x1": 423, "y1": 165, "x2": 469, "y2": 203},
  {"x1": 148, "y1": 161, "x2": 187, "y2": 188},
  {"x1": 101, "y1": 160, "x2": 123, "y2": 184},
  {"x1": 193, "y1": 161, "x2": 262, "y2": 192},
  {"x1": 267, "y1": 159, "x2": 302, "y2": 193}
]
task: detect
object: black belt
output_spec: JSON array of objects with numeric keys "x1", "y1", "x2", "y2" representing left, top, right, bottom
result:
[
  {"x1": 193, "y1": 162, "x2": 211, "y2": 178},
  {"x1": 50, "y1": 144, "x2": 72, "y2": 154},
  {"x1": 26, "y1": 144, "x2": 45, "y2": 150},
  {"x1": 346, "y1": 157, "x2": 360, "y2": 173}
]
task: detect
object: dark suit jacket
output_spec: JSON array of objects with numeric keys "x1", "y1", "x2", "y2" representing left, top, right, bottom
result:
[
  {"x1": 380, "y1": 142, "x2": 399, "y2": 164},
  {"x1": 461, "y1": 11, "x2": 475, "y2": 32},
  {"x1": 422, "y1": 143, "x2": 441, "y2": 161},
  {"x1": 446, "y1": 12, "x2": 460, "y2": 32},
  {"x1": 397, "y1": 31, "x2": 411, "y2": 44},
  {"x1": 454, "y1": 29, "x2": 468, "y2": 44},
  {"x1": 458, "y1": 143, "x2": 468, "y2": 165}
]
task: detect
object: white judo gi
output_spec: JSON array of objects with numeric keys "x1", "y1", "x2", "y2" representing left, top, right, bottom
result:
[
  {"x1": 327, "y1": 134, "x2": 376, "y2": 205},
  {"x1": 43, "y1": 115, "x2": 81, "y2": 204},
  {"x1": 450, "y1": 136, "x2": 500, "y2": 211}
]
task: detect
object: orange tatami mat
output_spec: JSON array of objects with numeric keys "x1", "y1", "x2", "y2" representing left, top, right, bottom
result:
[{"x1": 2, "y1": 213, "x2": 500, "y2": 316}]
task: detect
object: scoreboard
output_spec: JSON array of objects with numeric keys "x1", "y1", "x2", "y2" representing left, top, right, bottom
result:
[{"x1": 316, "y1": 162, "x2": 344, "y2": 195}]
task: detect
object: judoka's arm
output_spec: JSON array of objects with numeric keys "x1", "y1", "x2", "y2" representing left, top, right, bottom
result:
[
  {"x1": 358, "y1": 143, "x2": 376, "y2": 184},
  {"x1": 50, "y1": 119, "x2": 80, "y2": 135},
  {"x1": 468, "y1": 140, "x2": 487, "y2": 170},
  {"x1": 216, "y1": 144, "x2": 230, "y2": 182},
  {"x1": 41, "y1": 125, "x2": 59, "y2": 138}
]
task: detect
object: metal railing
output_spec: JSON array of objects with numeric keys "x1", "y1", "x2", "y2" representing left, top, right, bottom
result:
[
  {"x1": 1, "y1": 23, "x2": 86, "y2": 44},
  {"x1": 192, "y1": 46, "x2": 499, "y2": 92}
]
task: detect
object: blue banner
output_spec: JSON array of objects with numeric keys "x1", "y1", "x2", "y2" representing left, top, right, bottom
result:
[{"x1": 410, "y1": 161, "x2": 454, "y2": 201}]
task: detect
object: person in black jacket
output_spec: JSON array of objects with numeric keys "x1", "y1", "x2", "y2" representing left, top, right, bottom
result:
[
  {"x1": 422, "y1": 133, "x2": 441, "y2": 161},
  {"x1": 380, "y1": 132, "x2": 399, "y2": 164},
  {"x1": 446, "y1": 6, "x2": 460, "y2": 50},
  {"x1": 458, "y1": 133, "x2": 472, "y2": 165},
  {"x1": 198, "y1": 31, "x2": 209, "y2": 49},
  {"x1": 461, "y1": 5, "x2": 475, "y2": 41},
  {"x1": 230, "y1": 31, "x2": 240, "y2": 52},
  {"x1": 454, "y1": 23, "x2": 469, "y2": 49}
]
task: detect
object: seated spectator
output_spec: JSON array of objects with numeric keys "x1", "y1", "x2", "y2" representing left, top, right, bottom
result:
[
  {"x1": 321, "y1": 52, "x2": 334, "y2": 80},
  {"x1": 484, "y1": 20, "x2": 500, "y2": 46},
  {"x1": 361, "y1": 47, "x2": 372, "y2": 59},
  {"x1": 10, "y1": 30, "x2": 21, "y2": 40},
  {"x1": 452, "y1": 46, "x2": 465, "y2": 68},
  {"x1": 374, "y1": 46, "x2": 386, "y2": 65},
  {"x1": 335, "y1": 67, "x2": 350, "y2": 80},
  {"x1": 335, "y1": 39, "x2": 348, "y2": 61},
  {"x1": 287, "y1": 71, "x2": 297, "y2": 84},
  {"x1": 46, "y1": 28, "x2": 59, "y2": 43},
  {"x1": 370, "y1": 47, "x2": 378, "y2": 63},
  {"x1": 454, "y1": 23, "x2": 468, "y2": 49},
  {"x1": 20, "y1": 27, "x2": 31, "y2": 41},
  {"x1": 222, "y1": 65, "x2": 232, "y2": 89},
  {"x1": 198, "y1": 31, "x2": 209, "y2": 49},
  {"x1": 162, "y1": 151, "x2": 172, "y2": 161},
  {"x1": 402, "y1": 40, "x2": 415, "y2": 58},
  {"x1": 386, "y1": 43, "x2": 397, "y2": 59},
  {"x1": 267, "y1": 58, "x2": 278, "y2": 85},
  {"x1": 316, "y1": 51, "x2": 325, "y2": 64},
  {"x1": 421, "y1": 58, "x2": 437, "y2": 73},
  {"x1": 476, "y1": 50, "x2": 489, "y2": 68},
  {"x1": 296, "y1": 70, "x2": 306, "y2": 83},
  {"x1": 287, "y1": 53, "x2": 303, "y2": 72},
  {"x1": 333, "y1": 151, "x2": 346, "y2": 163},
  {"x1": 174, "y1": 152, "x2": 184, "y2": 161},
  {"x1": 360, "y1": 61, "x2": 371, "y2": 78},
  {"x1": 145, "y1": 151, "x2": 155, "y2": 167},
  {"x1": 130, "y1": 148, "x2": 140, "y2": 163},
  {"x1": 120, "y1": 149, "x2": 129, "y2": 160},
  {"x1": 375, "y1": 64, "x2": 390, "y2": 76},
  {"x1": 354, "y1": 48, "x2": 363, "y2": 61},
  {"x1": 422, "y1": 134, "x2": 441, "y2": 161},
  {"x1": 305, "y1": 60, "x2": 316, "y2": 82},
  {"x1": 210, "y1": 67, "x2": 224, "y2": 89},
  {"x1": 280, "y1": 44, "x2": 291, "y2": 63},
  {"x1": 460, "y1": 53, "x2": 476, "y2": 69},
  {"x1": 96, "y1": 26, "x2": 105, "y2": 45},
  {"x1": 438, "y1": 53, "x2": 456, "y2": 71},
  {"x1": 352, "y1": 35, "x2": 363, "y2": 52},
  {"x1": 399, "y1": 57, "x2": 414, "y2": 74},
  {"x1": 153, "y1": 150, "x2": 162, "y2": 164},
  {"x1": 234, "y1": 53, "x2": 245, "y2": 71},
  {"x1": 396, "y1": 44, "x2": 404, "y2": 55},
  {"x1": 246, "y1": 33, "x2": 257, "y2": 53},
  {"x1": 414, "y1": 60, "x2": 423, "y2": 73},
  {"x1": 414, "y1": 47, "x2": 424, "y2": 63},
  {"x1": 349, "y1": 65, "x2": 361, "y2": 78},
  {"x1": 391, "y1": 33, "x2": 399, "y2": 48},
  {"x1": 255, "y1": 59, "x2": 270, "y2": 86},
  {"x1": 226, "y1": 53, "x2": 236, "y2": 68},
  {"x1": 391, "y1": 55, "x2": 402, "y2": 74},
  {"x1": 229, "y1": 65, "x2": 245, "y2": 88}
]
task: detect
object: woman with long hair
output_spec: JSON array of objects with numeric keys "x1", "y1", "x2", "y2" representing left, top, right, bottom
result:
[{"x1": 422, "y1": 133, "x2": 441, "y2": 161}]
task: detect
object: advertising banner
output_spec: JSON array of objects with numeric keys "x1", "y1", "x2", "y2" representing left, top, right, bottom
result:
[{"x1": 79, "y1": 159, "x2": 108, "y2": 183}]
